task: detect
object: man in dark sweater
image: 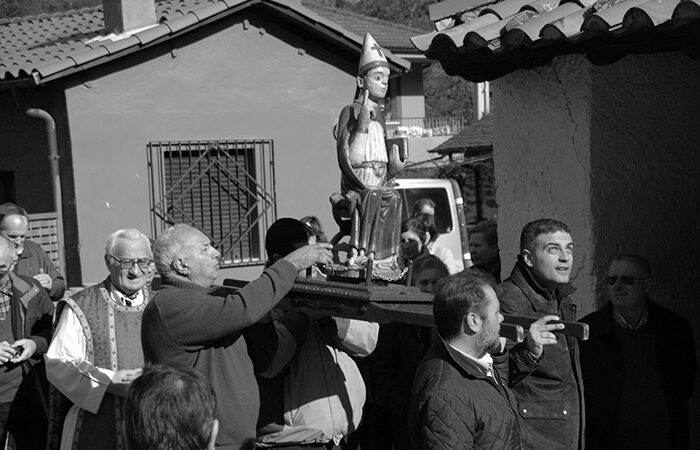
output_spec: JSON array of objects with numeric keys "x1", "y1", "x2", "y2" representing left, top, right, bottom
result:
[
  {"x1": 141, "y1": 224, "x2": 332, "y2": 450},
  {"x1": 580, "y1": 254, "x2": 696, "y2": 450}
]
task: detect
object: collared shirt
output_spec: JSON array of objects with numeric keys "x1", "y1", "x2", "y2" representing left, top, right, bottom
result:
[
  {"x1": 614, "y1": 306, "x2": 649, "y2": 330},
  {"x1": 447, "y1": 342, "x2": 496, "y2": 380},
  {"x1": 0, "y1": 276, "x2": 12, "y2": 321},
  {"x1": 109, "y1": 285, "x2": 145, "y2": 307}
]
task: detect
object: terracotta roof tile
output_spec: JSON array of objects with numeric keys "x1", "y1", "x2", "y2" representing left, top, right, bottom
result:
[
  {"x1": 411, "y1": 0, "x2": 700, "y2": 81},
  {"x1": 0, "y1": 0, "x2": 411, "y2": 84},
  {"x1": 303, "y1": 1, "x2": 429, "y2": 52}
]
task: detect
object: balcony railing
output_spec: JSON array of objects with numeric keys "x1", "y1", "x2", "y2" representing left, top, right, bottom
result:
[{"x1": 385, "y1": 116, "x2": 470, "y2": 138}]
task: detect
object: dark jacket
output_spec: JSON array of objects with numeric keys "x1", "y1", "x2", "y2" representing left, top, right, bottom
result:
[
  {"x1": 8, "y1": 272, "x2": 54, "y2": 365},
  {"x1": 499, "y1": 259, "x2": 584, "y2": 450},
  {"x1": 141, "y1": 260, "x2": 297, "y2": 450},
  {"x1": 409, "y1": 334, "x2": 523, "y2": 450},
  {"x1": 370, "y1": 323, "x2": 432, "y2": 448},
  {"x1": 6, "y1": 272, "x2": 54, "y2": 420},
  {"x1": 15, "y1": 240, "x2": 66, "y2": 301},
  {"x1": 580, "y1": 300, "x2": 696, "y2": 450}
]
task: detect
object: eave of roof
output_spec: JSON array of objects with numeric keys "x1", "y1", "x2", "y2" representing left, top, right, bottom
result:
[
  {"x1": 0, "y1": 0, "x2": 410, "y2": 86},
  {"x1": 430, "y1": 115, "x2": 493, "y2": 154},
  {"x1": 411, "y1": 0, "x2": 700, "y2": 81}
]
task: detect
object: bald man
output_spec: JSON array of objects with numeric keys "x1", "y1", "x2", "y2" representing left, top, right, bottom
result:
[
  {"x1": 0, "y1": 203, "x2": 66, "y2": 301},
  {"x1": 580, "y1": 254, "x2": 696, "y2": 450}
]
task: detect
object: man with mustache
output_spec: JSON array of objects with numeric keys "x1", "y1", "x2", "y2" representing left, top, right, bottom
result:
[{"x1": 499, "y1": 219, "x2": 584, "y2": 450}]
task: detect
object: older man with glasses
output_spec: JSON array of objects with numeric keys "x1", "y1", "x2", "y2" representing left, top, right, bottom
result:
[
  {"x1": 580, "y1": 254, "x2": 697, "y2": 450},
  {"x1": 45, "y1": 228, "x2": 155, "y2": 450}
]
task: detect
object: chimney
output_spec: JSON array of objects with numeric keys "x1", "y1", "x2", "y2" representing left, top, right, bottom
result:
[{"x1": 103, "y1": 0, "x2": 157, "y2": 35}]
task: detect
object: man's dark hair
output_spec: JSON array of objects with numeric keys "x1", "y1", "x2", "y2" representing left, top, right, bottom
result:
[
  {"x1": 401, "y1": 217, "x2": 427, "y2": 242},
  {"x1": 470, "y1": 220, "x2": 498, "y2": 247},
  {"x1": 520, "y1": 218, "x2": 570, "y2": 252},
  {"x1": 265, "y1": 218, "x2": 311, "y2": 260},
  {"x1": 412, "y1": 254, "x2": 448, "y2": 278},
  {"x1": 412, "y1": 198, "x2": 435, "y2": 215},
  {"x1": 300, "y1": 215, "x2": 328, "y2": 243},
  {"x1": 413, "y1": 213, "x2": 438, "y2": 244},
  {"x1": 612, "y1": 254, "x2": 652, "y2": 278},
  {"x1": 433, "y1": 270, "x2": 499, "y2": 340},
  {"x1": 125, "y1": 364, "x2": 216, "y2": 450},
  {"x1": 0, "y1": 203, "x2": 28, "y2": 223}
]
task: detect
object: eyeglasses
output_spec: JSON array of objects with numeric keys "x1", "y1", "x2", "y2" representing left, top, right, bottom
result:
[
  {"x1": 607, "y1": 275, "x2": 648, "y2": 286},
  {"x1": 109, "y1": 255, "x2": 153, "y2": 271}
]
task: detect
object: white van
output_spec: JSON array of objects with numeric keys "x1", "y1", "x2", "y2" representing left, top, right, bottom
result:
[{"x1": 394, "y1": 178, "x2": 471, "y2": 272}]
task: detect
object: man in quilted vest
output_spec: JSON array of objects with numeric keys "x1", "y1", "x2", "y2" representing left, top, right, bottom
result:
[
  {"x1": 409, "y1": 271, "x2": 560, "y2": 449},
  {"x1": 45, "y1": 228, "x2": 154, "y2": 450}
]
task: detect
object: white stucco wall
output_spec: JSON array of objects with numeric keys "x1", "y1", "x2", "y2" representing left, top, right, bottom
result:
[{"x1": 492, "y1": 54, "x2": 595, "y2": 314}]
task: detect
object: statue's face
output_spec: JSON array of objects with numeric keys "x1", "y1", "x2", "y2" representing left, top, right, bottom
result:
[{"x1": 360, "y1": 67, "x2": 390, "y2": 100}]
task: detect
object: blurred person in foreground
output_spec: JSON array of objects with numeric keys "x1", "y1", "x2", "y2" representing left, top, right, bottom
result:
[{"x1": 125, "y1": 363, "x2": 218, "y2": 450}]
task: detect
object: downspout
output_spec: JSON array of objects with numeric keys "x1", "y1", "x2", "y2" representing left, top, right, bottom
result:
[{"x1": 25, "y1": 109, "x2": 66, "y2": 277}]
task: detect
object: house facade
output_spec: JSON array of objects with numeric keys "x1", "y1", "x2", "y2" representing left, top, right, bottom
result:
[{"x1": 0, "y1": 0, "x2": 421, "y2": 285}]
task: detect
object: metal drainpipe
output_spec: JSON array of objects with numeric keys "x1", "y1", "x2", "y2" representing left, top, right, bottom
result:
[{"x1": 25, "y1": 108, "x2": 66, "y2": 277}]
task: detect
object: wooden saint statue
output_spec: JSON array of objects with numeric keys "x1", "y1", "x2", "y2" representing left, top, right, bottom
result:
[{"x1": 334, "y1": 34, "x2": 406, "y2": 267}]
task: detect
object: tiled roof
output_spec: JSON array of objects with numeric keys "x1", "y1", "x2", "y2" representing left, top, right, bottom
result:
[
  {"x1": 430, "y1": 115, "x2": 493, "y2": 155},
  {"x1": 0, "y1": 0, "x2": 410, "y2": 85},
  {"x1": 303, "y1": 1, "x2": 429, "y2": 53},
  {"x1": 411, "y1": 0, "x2": 700, "y2": 81}
]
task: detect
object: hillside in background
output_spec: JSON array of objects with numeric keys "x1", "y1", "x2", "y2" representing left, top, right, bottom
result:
[{"x1": 0, "y1": 0, "x2": 472, "y2": 118}]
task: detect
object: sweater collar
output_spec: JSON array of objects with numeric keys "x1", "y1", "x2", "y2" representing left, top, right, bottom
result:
[
  {"x1": 433, "y1": 333, "x2": 495, "y2": 381},
  {"x1": 160, "y1": 275, "x2": 211, "y2": 293}
]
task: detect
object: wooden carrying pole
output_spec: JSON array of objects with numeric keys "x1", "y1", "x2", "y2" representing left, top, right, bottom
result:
[{"x1": 502, "y1": 315, "x2": 589, "y2": 341}]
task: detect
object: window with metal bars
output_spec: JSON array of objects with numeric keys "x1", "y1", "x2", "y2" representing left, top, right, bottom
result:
[{"x1": 148, "y1": 140, "x2": 276, "y2": 267}]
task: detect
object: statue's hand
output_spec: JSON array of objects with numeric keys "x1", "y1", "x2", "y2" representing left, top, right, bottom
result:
[{"x1": 356, "y1": 89, "x2": 372, "y2": 131}]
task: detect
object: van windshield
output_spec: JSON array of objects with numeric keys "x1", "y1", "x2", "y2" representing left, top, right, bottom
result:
[{"x1": 399, "y1": 187, "x2": 453, "y2": 234}]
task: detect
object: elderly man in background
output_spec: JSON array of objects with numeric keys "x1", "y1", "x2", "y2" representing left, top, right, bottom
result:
[
  {"x1": 580, "y1": 254, "x2": 696, "y2": 450},
  {"x1": 499, "y1": 219, "x2": 584, "y2": 450},
  {"x1": 0, "y1": 235, "x2": 54, "y2": 449},
  {"x1": 142, "y1": 224, "x2": 333, "y2": 450},
  {"x1": 45, "y1": 228, "x2": 154, "y2": 450},
  {"x1": 0, "y1": 203, "x2": 66, "y2": 302}
]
